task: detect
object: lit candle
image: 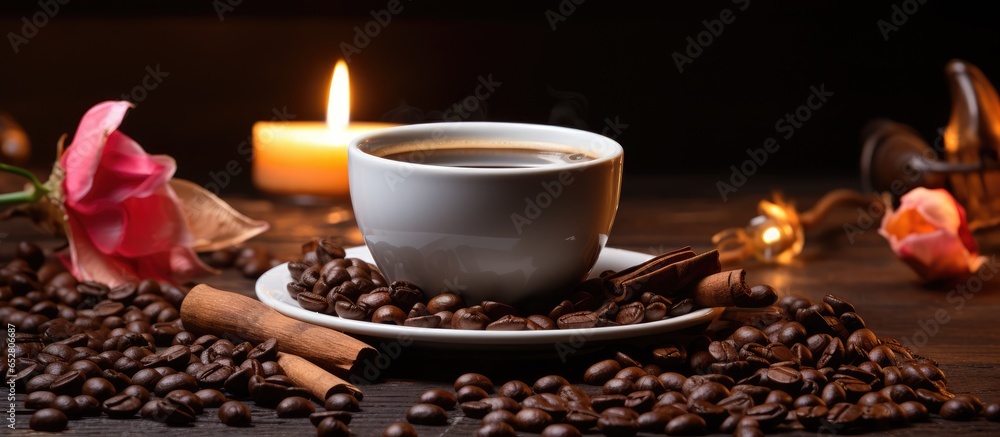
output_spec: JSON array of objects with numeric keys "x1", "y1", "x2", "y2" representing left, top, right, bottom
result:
[{"x1": 252, "y1": 61, "x2": 398, "y2": 196}]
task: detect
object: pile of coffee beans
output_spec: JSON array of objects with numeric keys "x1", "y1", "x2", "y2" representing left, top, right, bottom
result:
[
  {"x1": 285, "y1": 239, "x2": 711, "y2": 330},
  {"x1": 385, "y1": 293, "x2": 1000, "y2": 436},
  {"x1": 202, "y1": 244, "x2": 283, "y2": 279},
  {"x1": 1, "y1": 241, "x2": 356, "y2": 435}
]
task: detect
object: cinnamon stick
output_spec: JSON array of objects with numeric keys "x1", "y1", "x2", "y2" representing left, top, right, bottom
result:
[
  {"x1": 180, "y1": 284, "x2": 377, "y2": 378},
  {"x1": 684, "y1": 269, "x2": 752, "y2": 307},
  {"x1": 604, "y1": 248, "x2": 722, "y2": 302},
  {"x1": 277, "y1": 352, "x2": 363, "y2": 401}
]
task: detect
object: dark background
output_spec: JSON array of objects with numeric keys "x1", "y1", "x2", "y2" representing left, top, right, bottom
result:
[{"x1": 1, "y1": 0, "x2": 998, "y2": 198}]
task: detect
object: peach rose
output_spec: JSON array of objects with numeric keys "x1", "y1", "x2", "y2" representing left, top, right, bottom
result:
[{"x1": 879, "y1": 187, "x2": 984, "y2": 281}]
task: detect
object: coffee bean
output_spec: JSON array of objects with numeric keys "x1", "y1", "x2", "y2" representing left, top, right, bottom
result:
[
  {"x1": 69, "y1": 360, "x2": 102, "y2": 378},
  {"x1": 940, "y1": 396, "x2": 978, "y2": 421},
  {"x1": 50, "y1": 394, "x2": 80, "y2": 419},
  {"x1": 72, "y1": 394, "x2": 101, "y2": 417},
  {"x1": 334, "y1": 301, "x2": 368, "y2": 320},
  {"x1": 248, "y1": 375, "x2": 292, "y2": 406},
  {"x1": 603, "y1": 378, "x2": 636, "y2": 395},
  {"x1": 915, "y1": 388, "x2": 950, "y2": 414},
  {"x1": 557, "y1": 311, "x2": 599, "y2": 329},
  {"x1": 744, "y1": 402, "x2": 788, "y2": 430},
  {"x1": 427, "y1": 292, "x2": 465, "y2": 313},
  {"x1": 142, "y1": 398, "x2": 197, "y2": 426},
  {"x1": 597, "y1": 412, "x2": 639, "y2": 437},
  {"x1": 317, "y1": 416, "x2": 351, "y2": 437},
  {"x1": 793, "y1": 394, "x2": 824, "y2": 408},
  {"x1": 402, "y1": 313, "x2": 441, "y2": 328},
  {"x1": 373, "y1": 305, "x2": 408, "y2": 325},
  {"x1": 453, "y1": 308, "x2": 491, "y2": 330},
  {"x1": 585, "y1": 359, "x2": 622, "y2": 385},
  {"x1": 154, "y1": 372, "x2": 198, "y2": 397},
  {"x1": 103, "y1": 393, "x2": 142, "y2": 418},
  {"x1": 303, "y1": 411, "x2": 351, "y2": 428},
  {"x1": 407, "y1": 403, "x2": 448, "y2": 425},
  {"x1": 614, "y1": 302, "x2": 644, "y2": 325},
  {"x1": 121, "y1": 385, "x2": 150, "y2": 403},
  {"x1": 794, "y1": 405, "x2": 829, "y2": 430},
  {"x1": 514, "y1": 407, "x2": 554, "y2": 432},
  {"x1": 49, "y1": 369, "x2": 86, "y2": 396},
  {"x1": 826, "y1": 402, "x2": 864, "y2": 430},
  {"x1": 664, "y1": 413, "x2": 706, "y2": 436},
  {"x1": 325, "y1": 393, "x2": 361, "y2": 411},
  {"x1": 651, "y1": 345, "x2": 687, "y2": 368},
  {"x1": 481, "y1": 396, "x2": 521, "y2": 413},
  {"x1": 897, "y1": 400, "x2": 928, "y2": 423},
  {"x1": 498, "y1": 380, "x2": 533, "y2": 401},
  {"x1": 637, "y1": 407, "x2": 679, "y2": 431},
  {"x1": 420, "y1": 388, "x2": 457, "y2": 409},
  {"x1": 25, "y1": 389, "x2": 56, "y2": 410},
  {"x1": 273, "y1": 396, "x2": 315, "y2": 418},
  {"x1": 460, "y1": 400, "x2": 492, "y2": 418},
  {"x1": 379, "y1": 421, "x2": 417, "y2": 437},
  {"x1": 759, "y1": 366, "x2": 803, "y2": 394},
  {"x1": 615, "y1": 366, "x2": 648, "y2": 383},
  {"x1": 81, "y1": 377, "x2": 117, "y2": 401},
  {"x1": 540, "y1": 423, "x2": 582, "y2": 437},
  {"x1": 980, "y1": 403, "x2": 1000, "y2": 421},
  {"x1": 218, "y1": 401, "x2": 252, "y2": 427},
  {"x1": 563, "y1": 407, "x2": 600, "y2": 430},
  {"x1": 764, "y1": 389, "x2": 793, "y2": 408},
  {"x1": 166, "y1": 389, "x2": 205, "y2": 415},
  {"x1": 476, "y1": 422, "x2": 517, "y2": 437},
  {"x1": 664, "y1": 299, "x2": 694, "y2": 317},
  {"x1": 457, "y1": 385, "x2": 490, "y2": 403},
  {"x1": 823, "y1": 294, "x2": 856, "y2": 316},
  {"x1": 482, "y1": 409, "x2": 517, "y2": 425},
  {"x1": 533, "y1": 375, "x2": 569, "y2": 394},
  {"x1": 523, "y1": 393, "x2": 569, "y2": 421},
  {"x1": 589, "y1": 394, "x2": 626, "y2": 412},
  {"x1": 30, "y1": 408, "x2": 68, "y2": 432}
]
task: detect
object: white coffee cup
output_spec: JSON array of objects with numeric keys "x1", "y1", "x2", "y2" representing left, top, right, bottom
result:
[{"x1": 348, "y1": 122, "x2": 623, "y2": 309}]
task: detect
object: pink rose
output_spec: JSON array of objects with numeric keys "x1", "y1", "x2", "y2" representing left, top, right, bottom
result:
[
  {"x1": 878, "y1": 187, "x2": 985, "y2": 281},
  {"x1": 58, "y1": 101, "x2": 217, "y2": 287}
]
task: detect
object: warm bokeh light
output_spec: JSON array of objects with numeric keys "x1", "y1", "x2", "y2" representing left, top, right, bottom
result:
[
  {"x1": 761, "y1": 226, "x2": 782, "y2": 245},
  {"x1": 712, "y1": 193, "x2": 805, "y2": 265}
]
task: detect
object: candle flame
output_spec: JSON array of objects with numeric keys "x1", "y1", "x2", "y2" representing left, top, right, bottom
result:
[{"x1": 327, "y1": 60, "x2": 350, "y2": 130}]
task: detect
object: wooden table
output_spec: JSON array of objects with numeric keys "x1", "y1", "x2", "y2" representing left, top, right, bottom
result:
[{"x1": 4, "y1": 174, "x2": 1000, "y2": 435}]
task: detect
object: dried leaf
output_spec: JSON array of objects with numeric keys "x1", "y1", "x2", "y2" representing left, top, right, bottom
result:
[{"x1": 169, "y1": 178, "x2": 269, "y2": 252}]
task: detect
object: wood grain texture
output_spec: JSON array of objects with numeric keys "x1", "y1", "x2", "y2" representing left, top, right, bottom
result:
[{"x1": 3, "y1": 174, "x2": 1000, "y2": 435}]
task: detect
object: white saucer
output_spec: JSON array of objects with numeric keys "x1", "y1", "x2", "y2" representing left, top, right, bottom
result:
[{"x1": 255, "y1": 246, "x2": 724, "y2": 350}]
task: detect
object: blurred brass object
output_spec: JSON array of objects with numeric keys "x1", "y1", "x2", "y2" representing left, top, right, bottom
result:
[
  {"x1": 0, "y1": 112, "x2": 30, "y2": 164},
  {"x1": 860, "y1": 59, "x2": 1000, "y2": 232}
]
